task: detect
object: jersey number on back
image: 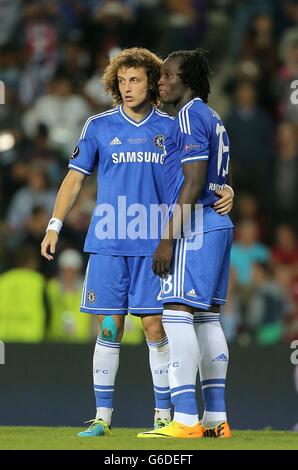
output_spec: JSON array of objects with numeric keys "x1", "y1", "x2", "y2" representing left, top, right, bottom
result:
[{"x1": 216, "y1": 123, "x2": 230, "y2": 178}]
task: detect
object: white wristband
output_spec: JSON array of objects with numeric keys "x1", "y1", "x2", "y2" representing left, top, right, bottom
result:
[
  {"x1": 225, "y1": 184, "x2": 234, "y2": 198},
  {"x1": 46, "y1": 218, "x2": 63, "y2": 234}
]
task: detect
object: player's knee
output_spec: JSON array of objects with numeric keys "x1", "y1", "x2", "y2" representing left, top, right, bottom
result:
[
  {"x1": 99, "y1": 316, "x2": 123, "y2": 342},
  {"x1": 144, "y1": 319, "x2": 165, "y2": 342}
]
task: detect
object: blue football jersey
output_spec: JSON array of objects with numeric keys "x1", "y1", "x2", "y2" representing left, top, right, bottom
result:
[
  {"x1": 163, "y1": 98, "x2": 234, "y2": 234},
  {"x1": 68, "y1": 105, "x2": 174, "y2": 255}
]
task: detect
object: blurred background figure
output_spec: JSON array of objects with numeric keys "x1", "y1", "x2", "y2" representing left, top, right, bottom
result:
[
  {"x1": 231, "y1": 219, "x2": 269, "y2": 288},
  {"x1": 0, "y1": 245, "x2": 47, "y2": 342},
  {"x1": 0, "y1": 1, "x2": 20, "y2": 48},
  {"x1": 83, "y1": 51, "x2": 113, "y2": 112},
  {"x1": 22, "y1": 75, "x2": 91, "y2": 157},
  {"x1": 247, "y1": 261, "x2": 287, "y2": 345},
  {"x1": 271, "y1": 224, "x2": 298, "y2": 270},
  {"x1": 46, "y1": 249, "x2": 94, "y2": 342},
  {"x1": 229, "y1": 219, "x2": 269, "y2": 342},
  {"x1": 6, "y1": 163, "x2": 55, "y2": 239},
  {"x1": 274, "y1": 122, "x2": 298, "y2": 221},
  {"x1": 225, "y1": 80, "x2": 273, "y2": 209}
]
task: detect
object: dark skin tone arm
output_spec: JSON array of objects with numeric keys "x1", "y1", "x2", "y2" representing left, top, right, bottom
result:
[
  {"x1": 153, "y1": 160, "x2": 207, "y2": 277},
  {"x1": 213, "y1": 163, "x2": 233, "y2": 214}
]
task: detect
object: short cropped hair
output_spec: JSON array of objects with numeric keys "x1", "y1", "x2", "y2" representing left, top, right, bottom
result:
[{"x1": 103, "y1": 47, "x2": 162, "y2": 106}]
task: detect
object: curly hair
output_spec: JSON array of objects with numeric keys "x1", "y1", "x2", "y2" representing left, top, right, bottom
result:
[
  {"x1": 167, "y1": 49, "x2": 211, "y2": 103},
  {"x1": 103, "y1": 48, "x2": 162, "y2": 106}
]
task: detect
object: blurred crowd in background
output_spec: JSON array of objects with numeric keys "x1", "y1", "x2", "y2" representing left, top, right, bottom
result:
[{"x1": 0, "y1": 0, "x2": 297, "y2": 345}]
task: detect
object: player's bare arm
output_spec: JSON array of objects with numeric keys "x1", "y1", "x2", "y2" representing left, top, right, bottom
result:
[
  {"x1": 153, "y1": 160, "x2": 207, "y2": 277},
  {"x1": 41, "y1": 170, "x2": 86, "y2": 261}
]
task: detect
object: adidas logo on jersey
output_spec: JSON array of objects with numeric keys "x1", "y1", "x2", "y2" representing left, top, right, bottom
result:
[
  {"x1": 212, "y1": 353, "x2": 228, "y2": 362},
  {"x1": 110, "y1": 137, "x2": 122, "y2": 145},
  {"x1": 186, "y1": 289, "x2": 196, "y2": 297}
]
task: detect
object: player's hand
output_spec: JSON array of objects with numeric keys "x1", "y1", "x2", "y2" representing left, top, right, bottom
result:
[
  {"x1": 213, "y1": 186, "x2": 234, "y2": 215},
  {"x1": 41, "y1": 230, "x2": 58, "y2": 261},
  {"x1": 153, "y1": 239, "x2": 173, "y2": 277}
]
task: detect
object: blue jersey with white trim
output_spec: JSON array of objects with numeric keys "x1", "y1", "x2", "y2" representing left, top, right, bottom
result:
[
  {"x1": 163, "y1": 98, "x2": 234, "y2": 234},
  {"x1": 68, "y1": 105, "x2": 174, "y2": 255}
]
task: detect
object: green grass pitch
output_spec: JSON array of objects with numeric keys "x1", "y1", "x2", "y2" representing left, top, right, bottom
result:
[{"x1": 0, "y1": 427, "x2": 297, "y2": 450}]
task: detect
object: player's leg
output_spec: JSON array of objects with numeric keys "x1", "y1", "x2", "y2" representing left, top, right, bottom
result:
[
  {"x1": 193, "y1": 229, "x2": 233, "y2": 438},
  {"x1": 138, "y1": 239, "x2": 202, "y2": 438},
  {"x1": 194, "y1": 305, "x2": 231, "y2": 438},
  {"x1": 78, "y1": 254, "x2": 129, "y2": 437},
  {"x1": 141, "y1": 314, "x2": 171, "y2": 427},
  {"x1": 127, "y1": 256, "x2": 171, "y2": 429},
  {"x1": 138, "y1": 302, "x2": 203, "y2": 438},
  {"x1": 87, "y1": 314, "x2": 125, "y2": 435}
]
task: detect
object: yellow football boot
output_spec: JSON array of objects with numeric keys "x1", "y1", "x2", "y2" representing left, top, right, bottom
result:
[{"x1": 137, "y1": 420, "x2": 203, "y2": 439}]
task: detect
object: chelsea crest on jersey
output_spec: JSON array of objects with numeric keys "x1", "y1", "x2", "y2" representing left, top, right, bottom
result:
[{"x1": 68, "y1": 105, "x2": 174, "y2": 256}]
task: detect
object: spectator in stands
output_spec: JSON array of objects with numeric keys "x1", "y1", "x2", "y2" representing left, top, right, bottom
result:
[
  {"x1": 55, "y1": 40, "x2": 91, "y2": 92},
  {"x1": 0, "y1": 245, "x2": 47, "y2": 342},
  {"x1": 247, "y1": 261, "x2": 287, "y2": 344},
  {"x1": 22, "y1": 0, "x2": 60, "y2": 87},
  {"x1": 231, "y1": 219, "x2": 269, "y2": 286},
  {"x1": 6, "y1": 163, "x2": 56, "y2": 234},
  {"x1": 234, "y1": 192, "x2": 268, "y2": 243},
  {"x1": 88, "y1": 0, "x2": 137, "y2": 50},
  {"x1": 231, "y1": 219, "x2": 269, "y2": 332},
  {"x1": 241, "y1": 12, "x2": 277, "y2": 112},
  {"x1": 271, "y1": 224, "x2": 298, "y2": 273},
  {"x1": 22, "y1": 75, "x2": 91, "y2": 156},
  {"x1": 83, "y1": 51, "x2": 113, "y2": 111},
  {"x1": 274, "y1": 122, "x2": 298, "y2": 221},
  {"x1": 22, "y1": 124, "x2": 64, "y2": 187},
  {"x1": 160, "y1": 0, "x2": 206, "y2": 54},
  {"x1": 226, "y1": 80, "x2": 274, "y2": 207},
  {"x1": 0, "y1": 0, "x2": 20, "y2": 47}
]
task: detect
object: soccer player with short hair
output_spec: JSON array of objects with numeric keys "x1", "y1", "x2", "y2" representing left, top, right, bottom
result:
[
  {"x1": 138, "y1": 49, "x2": 233, "y2": 439},
  {"x1": 41, "y1": 47, "x2": 233, "y2": 437}
]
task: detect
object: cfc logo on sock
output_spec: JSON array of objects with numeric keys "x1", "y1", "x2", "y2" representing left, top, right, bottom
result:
[
  {"x1": 93, "y1": 368, "x2": 109, "y2": 374},
  {"x1": 168, "y1": 362, "x2": 179, "y2": 368},
  {"x1": 154, "y1": 369, "x2": 169, "y2": 375}
]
